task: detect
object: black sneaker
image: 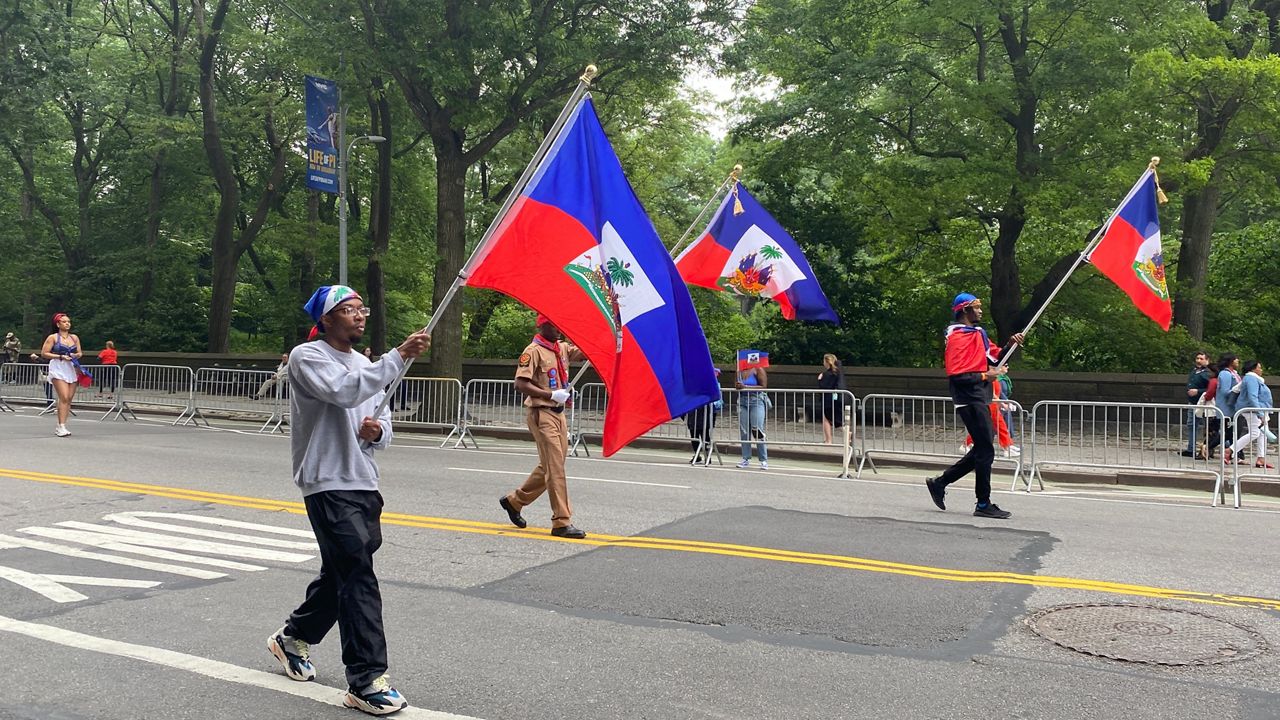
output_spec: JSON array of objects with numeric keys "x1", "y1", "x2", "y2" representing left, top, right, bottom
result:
[
  {"x1": 925, "y1": 477, "x2": 946, "y2": 510},
  {"x1": 550, "y1": 525, "x2": 587, "y2": 539},
  {"x1": 973, "y1": 503, "x2": 1012, "y2": 519}
]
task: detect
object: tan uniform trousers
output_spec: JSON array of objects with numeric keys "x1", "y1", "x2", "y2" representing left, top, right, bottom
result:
[{"x1": 508, "y1": 407, "x2": 572, "y2": 528}]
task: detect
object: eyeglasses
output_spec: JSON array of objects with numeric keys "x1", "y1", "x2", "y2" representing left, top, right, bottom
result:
[{"x1": 334, "y1": 306, "x2": 371, "y2": 318}]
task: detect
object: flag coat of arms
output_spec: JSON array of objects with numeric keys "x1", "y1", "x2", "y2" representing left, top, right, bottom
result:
[
  {"x1": 674, "y1": 182, "x2": 839, "y2": 323},
  {"x1": 738, "y1": 350, "x2": 769, "y2": 371},
  {"x1": 464, "y1": 97, "x2": 720, "y2": 456},
  {"x1": 1085, "y1": 169, "x2": 1172, "y2": 330}
]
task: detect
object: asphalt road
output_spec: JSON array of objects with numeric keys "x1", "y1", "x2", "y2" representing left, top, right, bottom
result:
[{"x1": 1, "y1": 409, "x2": 1278, "y2": 720}]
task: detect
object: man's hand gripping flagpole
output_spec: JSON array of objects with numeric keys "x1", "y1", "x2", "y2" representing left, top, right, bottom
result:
[{"x1": 371, "y1": 65, "x2": 600, "y2": 420}]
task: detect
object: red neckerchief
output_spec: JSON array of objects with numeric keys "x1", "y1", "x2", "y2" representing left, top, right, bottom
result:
[{"x1": 532, "y1": 334, "x2": 568, "y2": 394}]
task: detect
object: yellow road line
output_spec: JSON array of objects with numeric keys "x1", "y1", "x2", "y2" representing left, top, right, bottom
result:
[{"x1": 2, "y1": 467, "x2": 1278, "y2": 612}]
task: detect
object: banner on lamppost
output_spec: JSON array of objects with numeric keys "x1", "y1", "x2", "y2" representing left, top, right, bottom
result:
[{"x1": 305, "y1": 75, "x2": 339, "y2": 194}]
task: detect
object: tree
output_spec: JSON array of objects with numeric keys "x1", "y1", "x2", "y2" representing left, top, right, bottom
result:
[
  {"x1": 354, "y1": 0, "x2": 739, "y2": 378},
  {"x1": 728, "y1": 0, "x2": 1176, "y2": 345},
  {"x1": 194, "y1": 0, "x2": 292, "y2": 352}
]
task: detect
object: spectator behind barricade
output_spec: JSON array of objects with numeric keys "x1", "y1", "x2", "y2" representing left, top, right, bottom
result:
[
  {"x1": 256, "y1": 353, "x2": 290, "y2": 399},
  {"x1": 961, "y1": 369, "x2": 1019, "y2": 458},
  {"x1": 1182, "y1": 350, "x2": 1211, "y2": 458},
  {"x1": 1229, "y1": 360, "x2": 1274, "y2": 469},
  {"x1": 736, "y1": 350, "x2": 769, "y2": 469},
  {"x1": 97, "y1": 340, "x2": 119, "y2": 398},
  {"x1": 363, "y1": 347, "x2": 374, "y2": 361},
  {"x1": 683, "y1": 368, "x2": 723, "y2": 463},
  {"x1": 1215, "y1": 353, "x2": 1242, "y2": 456},
  {"x1": 28, "y1": 352, "x2": 53, "y2": 401},
  {"x1": 3, "y1": 332, "x2": 20, "y2": 363},
  {"x1": 817, "y1": 353, "x2": 845, "y2": 444},
  {"x1": 1198, "y1": 358, "x2": 1221, "y2": 460},
  {"x1": 998, "y1": 372, "x2": 1017, "y2": 446}
]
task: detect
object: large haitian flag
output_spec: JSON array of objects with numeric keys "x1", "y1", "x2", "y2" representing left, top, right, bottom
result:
[
  {"x1": 1085, "y1": 169, "x2": 1172, "y2": 330},
  {"x1": 674, "y1": 182, "x2": 839, "y2": 323},
  {"x1": 464, "y1": 97, "x2": 720, "y2": 456}
]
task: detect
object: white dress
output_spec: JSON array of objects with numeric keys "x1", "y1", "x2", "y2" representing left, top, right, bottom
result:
[{"x1": 47, "y1": 358, "x2": 78, "y2": 384}]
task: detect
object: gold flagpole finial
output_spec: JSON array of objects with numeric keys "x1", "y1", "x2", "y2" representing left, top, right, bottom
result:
[
  {"x1": 1148, "y1": 156, "x2": 1168, "y2": 205},
  {"x1": 580, "y1": 65, "x2": 598, "y2": 84},
  {"x1": 730, "y1": 164, "x2": 743, "y2": 181}
]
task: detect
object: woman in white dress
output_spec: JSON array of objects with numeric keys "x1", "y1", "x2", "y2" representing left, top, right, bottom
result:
[{"x1": 40, "y1": 313, "x2": 83, "y2": 437}]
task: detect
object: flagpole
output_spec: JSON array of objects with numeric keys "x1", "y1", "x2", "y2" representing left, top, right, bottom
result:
[
  {"x1": 372, "y1": 65, "x2": 599, "y2": 418},
  {"x1": 991, "y1": 158, "x2": 1162, "y2": 372},
  {"x1": 667, "y1": 165, "x2": 742, "y2": 257}
]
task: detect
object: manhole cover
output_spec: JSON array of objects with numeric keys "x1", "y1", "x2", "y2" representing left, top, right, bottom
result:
[{"x1": 1026, "y1": 604, "x2": 1268, "y2": 666}]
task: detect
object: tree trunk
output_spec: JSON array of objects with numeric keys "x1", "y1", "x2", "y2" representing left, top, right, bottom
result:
[
  {"x1": 289, "y1": 191, "x2": 321, "y2": 348},
  {"x1": 990, "y1": 203, "x2": 1026, "y2": 343},
  {"x1": 196, "y1": 0, "x2": 237, "y2": 352},
  {"x1": 425, "y1": 145, "x2": 468, "y2": 378},
  {"x1": 1173, "y1": 183, "x2": 1220, "y2": 339},
  {"x1": 141, "y1": 148, "x2": 166, "y2": 303},
  {"x1": 365, "y1": 80, "x2": 393, "y2": 355}
]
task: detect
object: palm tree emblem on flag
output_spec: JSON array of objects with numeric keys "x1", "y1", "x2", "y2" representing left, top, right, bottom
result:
[
  {"x1": 1133, "y1": 250, "x2": 1169, "y2": 300},
  {"x1": 566, "y1": 254, "x2": 635, "y2": 332}
]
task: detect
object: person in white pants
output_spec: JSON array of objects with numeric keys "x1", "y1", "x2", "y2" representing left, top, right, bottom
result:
[{"x1": 1229, "y1": 361, "x2": 1274, "y2": 469}]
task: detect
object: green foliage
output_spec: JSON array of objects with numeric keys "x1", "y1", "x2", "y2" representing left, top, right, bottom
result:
[{"x1": 0, "y1": 0, "x2": 1276, "y2": 374}]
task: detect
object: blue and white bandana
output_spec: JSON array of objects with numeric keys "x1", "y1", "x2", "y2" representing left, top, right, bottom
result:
[{"x1": 303, "y1": 285, "x2": 361, "y2": 323}]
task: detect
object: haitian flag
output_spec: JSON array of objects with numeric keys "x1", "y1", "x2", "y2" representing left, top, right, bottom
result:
[
  {"x1": 674, "y1": 182, "x2": 839, "y2": 323},
  {"x1": 463, "y1": 97, "x2": 720, "y2": 456},
  {"x1": 738, "y1": 349, "x2": 769, "y2": 371},
  {"x1": 1085, "y1": 169, "x2": 1172, "y2": 330}
]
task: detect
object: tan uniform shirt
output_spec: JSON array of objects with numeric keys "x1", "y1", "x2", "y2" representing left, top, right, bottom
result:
[{"x1": 516, "y1": 340, "x2": 580, "y2": 408}]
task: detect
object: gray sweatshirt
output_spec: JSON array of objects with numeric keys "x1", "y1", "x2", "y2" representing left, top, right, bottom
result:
[{"x1": 287, "y1": 340, "x2": 402, "y2": 496}]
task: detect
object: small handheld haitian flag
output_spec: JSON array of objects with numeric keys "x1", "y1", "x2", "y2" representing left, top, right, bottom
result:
[
  {"x1": 463, "y1": 97, "x2": 720, "y2": 456},
  {"x1": 737, "y1": 349, "x2": 769, "y2": 371},
  {"x1": 675, "y1": 182, "x2": 838, "y2": 324},
  {"x1": 1085, "y1": 169, "x2": 1171, "y2": 330}
]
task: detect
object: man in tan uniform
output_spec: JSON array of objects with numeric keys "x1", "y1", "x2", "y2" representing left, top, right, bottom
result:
[{"x1": 499, "y1": 314, "x2": 587, "y2": 538}]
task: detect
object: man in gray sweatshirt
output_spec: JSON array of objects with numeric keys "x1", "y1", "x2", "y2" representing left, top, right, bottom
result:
[{"x1": 267, "y1": 284, "x2": 430, "y2": 716}]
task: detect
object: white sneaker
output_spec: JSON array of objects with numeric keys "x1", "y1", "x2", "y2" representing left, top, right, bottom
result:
[
  {"x1": 1003, "y1": 446, "x2": 1021, "y2": 458},
  {"x1": 760, "y1": 461, "x2": 769, "y2": 470},
  {"x1": 736, "y1": 459, "x2": 750, "y2": 468},
  {"x1": 268, "y1": 627, "x2": 316, "y2": 681},
  {"x1": 344, "y1": 675, "x2": 408, "y2": 716},
  {"x1": 54, "y1": 425, "x2": 70, "y2": 437},
  {"x1": 958, "y1": 444, "x2": 971, "y2": 454}
]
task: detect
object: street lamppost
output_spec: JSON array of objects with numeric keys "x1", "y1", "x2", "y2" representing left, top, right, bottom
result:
[{"x1": 338, "y1": 133, "x2": 386, "y2": 286}]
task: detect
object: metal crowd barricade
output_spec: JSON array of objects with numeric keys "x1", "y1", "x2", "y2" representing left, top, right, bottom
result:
[
  {"x1": 856, "y1": 394, "x2": 1024, "y2": 485},
  {"x1": 1224, "y1": 407, "x2": 1280, "y2": 509},
  {"x1": 108, "y1": 363, "x2": 196, "y2": 425},
  {"x1": 570, "y1": 385, "x2": 857, "y2": 475},
  {"x1": 568, "y1": 382, "x2": 606, "y2": 457},
  {"x1": 69, "y1": 363, "x2": 124, "y2": 419},
  {"x1": 1028, "y1": 400, "x2": 1226, "y2": 499},
  {"x1": 456, "y1": 379, "x2": 531, "y2": 448},
  {"x1": 191, "y1": 367, "x2": 282, "y2": 431},
  {"x1": 719, "y1": 388, "x2": 858, "y2": 476},
  {"x1": 387, "y1": 377, "x2": 465, "y2": 446},
  {"x1": 0, "y1": 362, "x2": 54, "y2": 412}
]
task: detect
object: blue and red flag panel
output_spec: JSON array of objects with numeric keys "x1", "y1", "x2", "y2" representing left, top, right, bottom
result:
[
  {"x1": 675, "y1": 182, "x2": 839, "y2": 324},
  {"x1": 1085, "y1": 169, "x2": 1171, "y2": 330},
  {"x1": 464, "y1": 97, "x2": 720, "y2": 455}
]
